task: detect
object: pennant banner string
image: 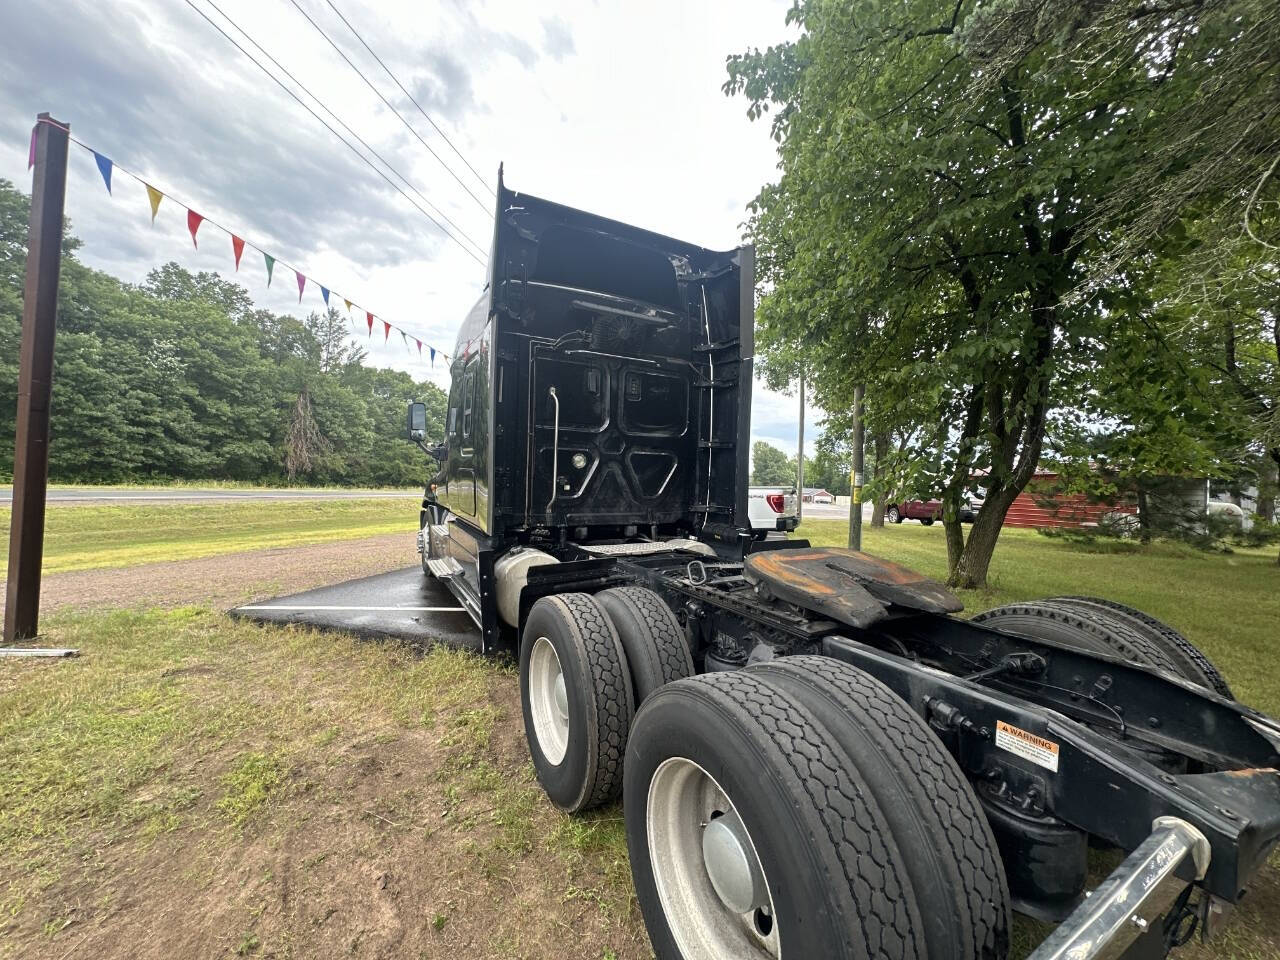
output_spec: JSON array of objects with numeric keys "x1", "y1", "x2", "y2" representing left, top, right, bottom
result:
[{"x1": 30, "y1": 116, "x2": 453, "y2": 363}]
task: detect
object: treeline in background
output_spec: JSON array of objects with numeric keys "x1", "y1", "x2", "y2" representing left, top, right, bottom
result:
[{"x1": 0, "y1": 179, "x2": 446, "y2": 487}]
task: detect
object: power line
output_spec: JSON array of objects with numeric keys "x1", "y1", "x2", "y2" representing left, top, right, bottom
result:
[
  {"x1": 197, "y1": 0, "x2": 488, "y2": 261},
  {"x1": 323, "y1": 0, "x2": 495, "y2": 197},
  {"x1": 181, "y1": 0, "x2": 486, "y2": 266},
  {"x1": 35, "y1": 116, "x2": 453, "y2": 361},
  {"x1": 285, "y1": 0, "x2": 495, "y2": 217}
]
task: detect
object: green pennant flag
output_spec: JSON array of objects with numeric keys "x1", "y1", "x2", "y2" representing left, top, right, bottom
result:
[{"x1": 264, "y1": 253, "x2": 275, "y2": 286}]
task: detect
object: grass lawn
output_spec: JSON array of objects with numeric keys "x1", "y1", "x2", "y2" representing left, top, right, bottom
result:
[
  {"x1": 0, "y1": 499, "x2": 413, "y2": 576},
  {"x1": 1, "y1": 510, "x2": 1278, "y2": 958}
]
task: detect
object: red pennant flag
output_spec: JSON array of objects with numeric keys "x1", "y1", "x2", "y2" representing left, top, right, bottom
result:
[
  {"x1": 295, "y1": 271, "x2": 306, "y2": 302},
  {"x1": 383, "y1": 321, "x2": 392, "y2": 342},
  {"x1": 231, "y1": 235, "x2": 245, "y2": 270},
  {"x1": 416, "y1": 338, "x2": 422, "y2": 356},
  {"x1": 366, "y1": 312, "x2": 374, "y2": 336},
  {"x1": 187, "y1": 210, "x2": 204, "y2": 248}
]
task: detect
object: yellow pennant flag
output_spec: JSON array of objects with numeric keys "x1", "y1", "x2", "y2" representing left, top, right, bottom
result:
[
  {"x1": 145, "y1": 184, "x2": 164, "y2": 223},
  {"x1": 343, "y1": 298, "x2": 352, "y2": 312}
]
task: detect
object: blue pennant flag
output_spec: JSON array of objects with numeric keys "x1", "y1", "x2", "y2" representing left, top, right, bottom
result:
[
  {"x1": 429, "y1": 345, "x2": 436, "y2": 366},
  {"x1": 320, "y1": 286, "x2": 330, "y2": 306},
  {"x1": 93, "y1": 151, "x2": 113, "y2": 194}
]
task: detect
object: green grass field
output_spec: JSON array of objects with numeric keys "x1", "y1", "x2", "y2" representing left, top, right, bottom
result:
[
  {"x1": 0, "y1": 498, "x2": 413, "y2": 575},
  {"x1": 1, "y1": 507, "x2": 1278, "y2": 957}
]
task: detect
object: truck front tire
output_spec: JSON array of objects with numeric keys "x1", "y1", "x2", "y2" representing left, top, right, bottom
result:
[
  {"x1": 625, "y1": 664, "x2": 1009, "y2": 960},
  {"x1": 520, "y1": 593, "x2": 634, "y2": 813}
]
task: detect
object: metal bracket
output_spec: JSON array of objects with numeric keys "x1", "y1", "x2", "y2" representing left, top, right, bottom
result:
[{"x1": 1027, "y1": 817, "x2": 1210, "y2": 960}]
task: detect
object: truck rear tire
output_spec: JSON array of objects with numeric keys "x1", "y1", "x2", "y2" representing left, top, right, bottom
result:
[
  {"x1": 972, "y1": 600, "x2": 1187, "y2": 680},
  {"x1": 595, "y1": 586, "x2": 694, "y2": 705},
  {"x1": 754, "y1": 657, "x2": 1010, "y2": 960},
  {"x1": 520, "y1": 593, "x2": 634, "y2": 813},
  {"x1": 625, "y1": 666, "x2": 1007, "y2": 960},
  {"x1": 1049, "y1": 596, "x2": 1233, "y2": 698}
]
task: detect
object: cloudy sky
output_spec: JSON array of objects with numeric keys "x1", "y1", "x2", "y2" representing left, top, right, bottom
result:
[{"x1": 1, "y1": 0, "x2": 823, "y2": 457}]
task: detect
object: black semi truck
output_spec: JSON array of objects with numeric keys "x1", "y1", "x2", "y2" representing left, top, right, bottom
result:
[{"x1": 405, "y1": 173, "x2": 1280, "y2": 960}]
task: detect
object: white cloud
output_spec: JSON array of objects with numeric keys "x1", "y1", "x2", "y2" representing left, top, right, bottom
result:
[{"x1": 1, "y1": 0, "x2": 818, "y2": 436}]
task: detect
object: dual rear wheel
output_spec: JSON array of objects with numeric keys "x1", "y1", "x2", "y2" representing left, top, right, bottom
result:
[
  {"x1": 519, "y1": 587, "x2": 693, "y2": 813},
  {"x1": 627, "y1": 659, "x2": 1010, "y2": 960},
  {"x1": 519, "y1": 590, "x2": 1010, "y2": 960}
]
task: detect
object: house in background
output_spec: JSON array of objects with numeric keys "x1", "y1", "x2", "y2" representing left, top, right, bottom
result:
[
  {"x1": 997, "y1": 472, "x2": 1237, "y2": 530},
  {"x1": 802, "y1": 487, "x2": 835, "y2": 503}
]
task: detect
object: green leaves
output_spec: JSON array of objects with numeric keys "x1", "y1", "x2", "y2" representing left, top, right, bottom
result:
[{"x1": 0, "y1": 179, "x2": 447, "y2": 486}]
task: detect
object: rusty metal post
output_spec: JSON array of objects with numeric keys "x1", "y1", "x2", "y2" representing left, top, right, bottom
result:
[{"x1": 4, "y1": 114, "x2": 69, "y2": 642}]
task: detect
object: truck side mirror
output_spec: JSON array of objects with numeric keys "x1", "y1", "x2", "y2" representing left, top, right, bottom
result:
[{"x1": 406, "y1": 401, "x2": 427, "y2": 439}]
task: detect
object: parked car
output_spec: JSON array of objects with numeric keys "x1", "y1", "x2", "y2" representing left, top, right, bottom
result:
[
  {"x1": 886, "y1": 498, "x2": 942, "y2": 525},
  {"x1": 747, "y1": 485, "x2": 799, "y2": 538},
  {"x1": 888, "y1": 490, "x2": 985, "y2": 525}
]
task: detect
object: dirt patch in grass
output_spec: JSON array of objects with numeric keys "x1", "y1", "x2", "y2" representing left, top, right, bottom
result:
[
  {"x1": 0, "y1": 532, "x2": 418, "y2": 624},
  {"x1": 0, "y1": 609, "x2": 644, "y2": 960}
]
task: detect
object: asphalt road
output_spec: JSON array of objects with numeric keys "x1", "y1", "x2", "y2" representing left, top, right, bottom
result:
[{"x1": 0, "y1": 486, "x2": 420, "y2": 504}]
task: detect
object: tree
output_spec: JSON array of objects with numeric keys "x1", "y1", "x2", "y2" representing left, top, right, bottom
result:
[
  {"x1": 724, "y1": 0, "x2": 1280, "y2": 587},
  {"x1": 283, "y1": 387, "x2": 331, "y2": 479},
  {"x1": 0, "y1": 178, "x2": 448, "y2": 487},
  {"x1": 751, "y1": 441, "x2": 796, "y2": 486}
]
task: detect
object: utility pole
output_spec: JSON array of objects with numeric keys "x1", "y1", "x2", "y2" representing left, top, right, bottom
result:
[
  {"x1": 848, "y1": 384, "x2": 865, "y2": 550},
  {"x1": 796, "y1": 368, "x2": 804, "y2": 524},
  {"x1": 4, "y1": 115, "x2": 69, "y2": 643}
]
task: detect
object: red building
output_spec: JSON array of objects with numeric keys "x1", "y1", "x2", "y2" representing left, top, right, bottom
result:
[{"x1": 999, "y1": 471, "x2": 1135, "y2": 529}]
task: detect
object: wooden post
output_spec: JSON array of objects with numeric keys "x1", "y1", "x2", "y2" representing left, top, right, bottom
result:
[
  {"x1": 848, "y1": 383, "x2": 864, "y2": 550},
  {"x1": 4, "y1": 114, "x2": 69, "y2": 642},
  {"x1": 795, "y1": 368, "x2": 804, "y2": 524}
]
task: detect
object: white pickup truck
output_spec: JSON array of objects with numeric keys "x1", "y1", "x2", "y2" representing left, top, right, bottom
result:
[{"x1": 747, "y1": 485, "x2": 799, "y2": 538}]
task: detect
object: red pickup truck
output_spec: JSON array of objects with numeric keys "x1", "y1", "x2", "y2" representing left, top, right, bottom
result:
[
  {"x1": 887, "y1": 493, "x2": 982, "y2": 525},
  {"x1": 886, "y1": 499, "x2": 942, "y2": 525}
]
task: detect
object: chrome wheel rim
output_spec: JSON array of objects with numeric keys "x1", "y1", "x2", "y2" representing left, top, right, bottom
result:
[
  {"x1": 647, "y1": 757, "x2": 780, "y2": 958},
  {"x1": 529, "y1": 637, "x2": 569, "y2": 765}
]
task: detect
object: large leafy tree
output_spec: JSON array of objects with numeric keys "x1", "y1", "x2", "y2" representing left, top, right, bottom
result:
[
  {"x1": 725, "y1": 0, "x2": 1280, "y2": 587},
  {"x1": 0, "y1": 178, "x2": 446, "y2": 487},
  {"x1": 751, "y1": 440, "x2": 797, "y2": 486}
]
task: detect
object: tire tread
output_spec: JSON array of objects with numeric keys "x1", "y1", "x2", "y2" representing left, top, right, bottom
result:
[
  {"x1": 753, "y1": 657, "x2": 1009, "y2": 960},
  {"x1": 678, "y1": 671, "x2": 923, "y2": 958},
  {"x1": 595, "y1": 586, "x2": 693, "y2": 703}
]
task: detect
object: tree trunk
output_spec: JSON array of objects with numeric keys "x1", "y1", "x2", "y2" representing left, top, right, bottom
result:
[
  {"x1": 947, "y1": 479, "x2": 1028, "y2": 589},
  {"x1": 1136, "y1": 485, "x2": 1152, "y2": 544},
  {"x1": 943, "y1": 511, "x2": 965, "y2": 578},
  {"x1": 950, "y1": 505, "x2": 1004, "y2": 589},
  {"x1": 869, "y1": 432, "x2": 890, "y2": 528},
  {"x1": 1259, "y1": 451, "x2": 1278, "y2": 524}
]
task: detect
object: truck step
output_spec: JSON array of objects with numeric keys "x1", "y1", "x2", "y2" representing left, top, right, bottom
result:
[
  {"x1": 426, "y1": 557, "x2": 464, "y2": 579},
  {"x1": 429, "y1": 523, "x2": 451, "y2": 542}
]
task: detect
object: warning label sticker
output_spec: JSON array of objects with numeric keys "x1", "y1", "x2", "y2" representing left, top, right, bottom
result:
[{"x1": 995, "y1": 721, "x2": 1060, "y2": 773}]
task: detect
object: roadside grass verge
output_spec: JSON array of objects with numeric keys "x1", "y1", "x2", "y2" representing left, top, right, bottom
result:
[
  {"x1": 0, "y1": 498, "x2": 414, "y2": 576},
  {"x1": 797, "y1": 519, "x2": 1280, "y2": 714}
]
